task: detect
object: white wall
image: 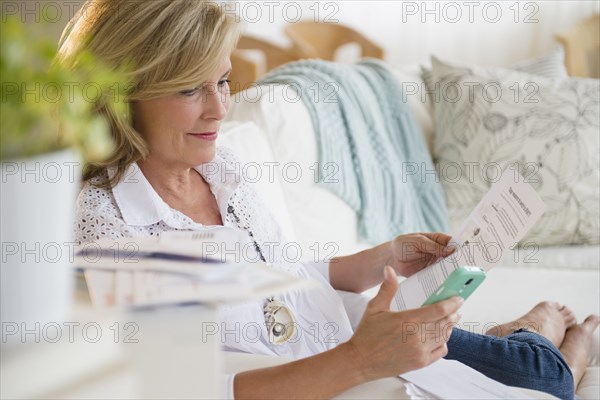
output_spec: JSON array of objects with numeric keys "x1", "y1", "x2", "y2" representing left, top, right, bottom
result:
[
  {"x1": 236, "y1": 0, "x2": 600, "y2": 67},
  {"x1": 8, "y1": 0, "x2": 598, "y2": 68}
]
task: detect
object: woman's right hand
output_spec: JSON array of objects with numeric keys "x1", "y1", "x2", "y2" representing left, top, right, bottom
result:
[
  {"x1": 234, "y1": 266, "x2": 462, "y2": 399},
  {"x1": 343, "y1": 266, "x2": 462, "y2": 382}
]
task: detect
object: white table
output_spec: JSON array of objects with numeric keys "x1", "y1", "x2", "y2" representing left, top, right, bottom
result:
[{"x1": 1, "y1": 300, "x2": 221, "y2": 399}]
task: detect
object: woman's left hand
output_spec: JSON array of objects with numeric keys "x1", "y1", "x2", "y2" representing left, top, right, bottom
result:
[{"x1": 389, "y1": 232, "x2": 455, "y2": 277}]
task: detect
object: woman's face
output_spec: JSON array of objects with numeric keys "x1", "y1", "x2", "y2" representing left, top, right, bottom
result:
[{"x1": 132, "y1": 59, "x2": 232, "y2": 168}]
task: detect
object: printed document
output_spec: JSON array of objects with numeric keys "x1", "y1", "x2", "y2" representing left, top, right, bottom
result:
[
  {"x1": 400, "y1": 359, "x2": 535, "y2": 399},
  {"x1": 393, "y1": 170, "x2": 546, "y2": 311}
]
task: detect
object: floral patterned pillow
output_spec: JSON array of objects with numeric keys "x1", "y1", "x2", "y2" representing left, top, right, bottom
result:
[{"x1": 430, "y1": 57, "x2": 599, "y2": 246}]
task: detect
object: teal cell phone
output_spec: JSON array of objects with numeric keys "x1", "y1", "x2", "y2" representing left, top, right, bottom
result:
[{"x1": 422, "y1": 266, "x2": 486, "y2": 306}]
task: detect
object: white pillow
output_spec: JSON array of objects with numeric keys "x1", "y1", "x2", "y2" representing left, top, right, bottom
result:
[
  {"x1": 430, "y1": 57, "x2": 599, "y2": 246},
  {"x1": 218, "y1": 120, "x2": 297, "y2": 242},
  {"x1": 510, "y1": 46, "x2": 569, "y2": 80},
  {"x1": 421, "y1": 47, "x2": 569, "y2": 93}
]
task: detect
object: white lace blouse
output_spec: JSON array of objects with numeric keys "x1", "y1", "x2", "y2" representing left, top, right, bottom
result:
[{"x1": 75, "y1": 146, "x2": 356, "y2": 396}]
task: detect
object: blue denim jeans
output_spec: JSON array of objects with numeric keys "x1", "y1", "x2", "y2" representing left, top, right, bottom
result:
[{"x1": 446, "y1": 328, "x2": 574, "y2": 399}]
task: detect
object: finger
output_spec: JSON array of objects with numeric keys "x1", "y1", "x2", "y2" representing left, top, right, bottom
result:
[
  {"x1": 421, "y1": 233, "x2": 455, "y2": 256},
  {"x1": 411, "y1": 297, "x2": 463, "y2": 322},
  {"x1": 429, "y1": 342, "x2": 449, "y2": 362},
  {"x1": 429, "y1": 309, "x2": 462, "y2": 325},
  {"x1": 423, "y1": 313, "x2": 461, "y2": 339},
  {"x1": 416, "y1": 236, "x2": 454, "y2": 258},
  {"x1": 422, "y1": 232, "x2": 452, "y2": 246},
  {"x1": 367, "y1": 266, "x2": 398, "y2": 313}
]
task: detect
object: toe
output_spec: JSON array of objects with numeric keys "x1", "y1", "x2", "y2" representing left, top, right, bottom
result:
[
  {"x1": 559, "y1": 305, "x2": 573, "y2": 315},
  {"x1": 538, "y1": 301, "x2": 556, "y2": 309},
  {"x1": 582, "y1": 315, "x2": 600, "y2": 331},
  {"x1": 539, "y1": 301, "x2": 564, "y2": 313},
  {"x1": 565, "y1": 315, "x2": 578, "y2": 329},
  {"x1": 560, "y1": 307, "x2": 577, "y2": 325}
]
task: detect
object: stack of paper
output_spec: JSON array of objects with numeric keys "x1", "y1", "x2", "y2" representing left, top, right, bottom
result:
[{"x1": 74, "y1": 230, "x2": 317, "y2": 308}]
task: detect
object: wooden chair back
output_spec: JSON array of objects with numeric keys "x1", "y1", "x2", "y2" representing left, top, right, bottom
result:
[
  {"x1": 284, "y1": 22, "x2": 384, "y2": 61},
  {"x1": 229, "y1": 36, "x2": 298, "y2": 94},
  {"x1": 556, "y1": 14, "x2": 599, "y2": 78}
]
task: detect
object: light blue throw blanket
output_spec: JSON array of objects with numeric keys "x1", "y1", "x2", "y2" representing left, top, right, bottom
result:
[{"x1": 258, "y1": 59, "x2": 449, "y2": 244}]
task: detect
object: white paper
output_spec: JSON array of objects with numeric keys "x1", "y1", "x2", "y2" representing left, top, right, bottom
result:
[
  {"x1": 158, "y1": 227, "x2": 252, "y2": 262},
  {"x1": 393, "y1": 170, "x2": 546, "y2": 311},
  {"x1": 403, "y1": 382, "x2": 438, "y2": 399},
  {"x1": 128, "y1": 267, "x2": 317, "y2": 306},
  {"x1": 76, "y1": 253, "x2": 247, "y2": 282},
  {"x1": 73, "y1": 232, "x2": 257, "y2": 282},
  {"x1": 400, "y1": 359, "x2": 535, "y2": 399},
  {"x1": 84, "y1": 270, "x2": 116, "y2": 307}
]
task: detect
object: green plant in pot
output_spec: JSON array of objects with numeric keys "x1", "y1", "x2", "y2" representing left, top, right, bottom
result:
[{"x1": 0, "y1": 16, "x2": 127, "y2": 333}]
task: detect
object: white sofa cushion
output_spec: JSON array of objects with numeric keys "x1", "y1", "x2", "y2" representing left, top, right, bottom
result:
[
  {"x1": 578, "y1": 367, "x2": 600, "y2": 400},
  {"x1": 501, "y1": 244, "x2": 600, "y2": 270}
]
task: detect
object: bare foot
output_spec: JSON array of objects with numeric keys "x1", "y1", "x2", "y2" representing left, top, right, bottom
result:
[
  {"x1": 485, "y1": 301, "x2": 577, "y2": 347},
  {"x1": 559, "y1": 315, "x2": 600, "y2": 388}
]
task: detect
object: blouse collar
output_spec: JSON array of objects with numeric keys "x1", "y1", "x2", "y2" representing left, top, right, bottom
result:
[{"x1": 109, "y1": 149, "x2": 241, "y2": 227}]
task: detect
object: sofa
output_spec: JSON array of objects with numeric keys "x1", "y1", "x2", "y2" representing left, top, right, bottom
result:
[{"x1": 219, "y1": 62, "x2": 600, "y2": 398}]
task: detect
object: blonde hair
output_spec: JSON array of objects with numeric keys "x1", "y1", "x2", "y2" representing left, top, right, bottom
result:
[{"x1": 57, "y1": 0, "x2": 241, "y2": 188}]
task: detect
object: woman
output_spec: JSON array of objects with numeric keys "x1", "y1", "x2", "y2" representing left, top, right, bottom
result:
[{"x1": 60, "y1": 1, "x2": 598, "y2": 398}]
